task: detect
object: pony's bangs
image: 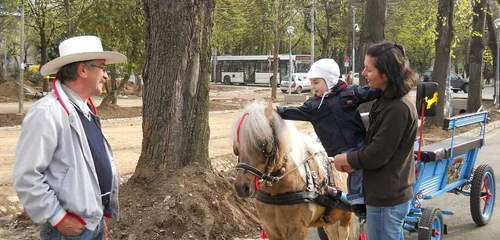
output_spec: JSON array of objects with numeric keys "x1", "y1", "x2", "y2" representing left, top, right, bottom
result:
[{"x1": 230, "y1": 100, "x2": 292, "y2": 157}]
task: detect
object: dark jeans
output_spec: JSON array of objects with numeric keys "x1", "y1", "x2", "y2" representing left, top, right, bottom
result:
[
  {"x1": 345, "y1": 141, "x2": 365, "y2": 204},
  {"x1": 40, "y1": 218, "x2": 104, "y2": 240}
]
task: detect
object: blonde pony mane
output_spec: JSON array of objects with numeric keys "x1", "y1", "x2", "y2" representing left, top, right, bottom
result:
[{"x1": 230, "y1": 100, "x2": 295, "y2": 159}]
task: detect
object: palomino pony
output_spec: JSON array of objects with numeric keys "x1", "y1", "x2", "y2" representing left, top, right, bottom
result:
[{"x1": 230, "y1": 100, "x2": 356, "y2": 240}]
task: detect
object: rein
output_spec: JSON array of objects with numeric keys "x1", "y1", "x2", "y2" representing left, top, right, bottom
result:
[{"x1": 236, "y1": 153, "x2": 313, "y2": 185}]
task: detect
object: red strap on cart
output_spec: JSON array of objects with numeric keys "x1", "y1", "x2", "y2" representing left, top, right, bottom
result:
[{"x1": 416, "y1": 102, "x2": 425, "y2": 174}]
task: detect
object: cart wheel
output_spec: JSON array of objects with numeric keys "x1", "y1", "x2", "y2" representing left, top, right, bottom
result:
[
  {"x1": 470, "y1": 164, "x2": 495, "y2": 226},
  {"x1": 418, "y1": 207, "x2": 443, "y2": 240}
]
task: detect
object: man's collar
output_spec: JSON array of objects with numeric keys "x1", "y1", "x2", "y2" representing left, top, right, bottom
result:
[{"x1": 60, "y1": 83, "x2": 91, "y2": 116}]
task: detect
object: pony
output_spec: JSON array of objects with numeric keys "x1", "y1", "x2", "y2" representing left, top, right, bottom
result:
[{"x1": 230, "y1": 100, "x2": 356, "y2": 240}]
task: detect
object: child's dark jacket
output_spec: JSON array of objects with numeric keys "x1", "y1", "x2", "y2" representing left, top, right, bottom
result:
[{"x1": 277, "y1": 82, "x2": 381, "y2": 156}]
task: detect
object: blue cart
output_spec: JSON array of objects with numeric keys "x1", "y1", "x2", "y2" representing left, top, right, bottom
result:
[{"x1": 404, "y1": 83, "x2": 495, "y2": 239}]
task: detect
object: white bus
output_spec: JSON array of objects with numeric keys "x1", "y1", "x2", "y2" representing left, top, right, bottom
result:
[{"x1": 211, "y1": 54, "x2": 312, "y2": 85}]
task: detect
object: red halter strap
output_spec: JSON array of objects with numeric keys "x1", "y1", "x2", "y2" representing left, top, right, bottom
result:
[{"x1": 236, "y1": 112, "x2": 249, "y2": 143}]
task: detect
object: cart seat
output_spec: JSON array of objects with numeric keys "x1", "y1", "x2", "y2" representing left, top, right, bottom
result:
[{"x1": 416, "y1": 136, "x2": 483, "y2": 162}]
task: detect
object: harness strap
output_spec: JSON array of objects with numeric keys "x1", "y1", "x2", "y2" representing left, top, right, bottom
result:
[
  {"x1": 256, "y1": 190, "x2": 317, "y2": 205},
  {"x1": 255, "y1": 190, "x2": 352, "y2": 212},
  {"x1": 236, "y1": 112, "x2": 249, "y2": 144}
]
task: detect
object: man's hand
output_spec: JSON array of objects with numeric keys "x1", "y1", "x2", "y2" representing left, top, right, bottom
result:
[{"x1": 56, "y1": 214, "x2": 85, "y2": 236}]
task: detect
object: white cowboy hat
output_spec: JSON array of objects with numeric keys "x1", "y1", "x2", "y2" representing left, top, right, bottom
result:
[{"x1": 40, "y1": 35, "x2": 127, "y2": 76}]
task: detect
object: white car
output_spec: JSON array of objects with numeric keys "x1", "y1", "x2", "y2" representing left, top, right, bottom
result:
[
  {"x1": 353, "y1": 72, "x2": 360, "y2": 85},
  {"x1": 280, "y1": 73, "x2": 311, "y2": 94}
]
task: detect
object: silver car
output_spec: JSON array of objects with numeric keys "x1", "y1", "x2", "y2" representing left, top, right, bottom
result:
[{"x1": 280, "y1": 73, "x2": 311, "y2": 94}]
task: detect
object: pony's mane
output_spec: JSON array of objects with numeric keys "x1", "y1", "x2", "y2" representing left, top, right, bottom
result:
[{"x1": 230, "y1": 100, "x2": 295, "y2": 158}]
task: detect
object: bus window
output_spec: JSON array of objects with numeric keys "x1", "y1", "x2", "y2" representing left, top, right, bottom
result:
[{"x1": 295, "y1": 61, "x2": 311, "y2": 73}]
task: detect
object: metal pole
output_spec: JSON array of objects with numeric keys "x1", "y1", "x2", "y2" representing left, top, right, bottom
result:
[
  {"x1": 212, "y1": 49, "x2": 217, "y2": 83},
  {"x1": 18, "y1": 0, "x2": 25, "y2": 114},
  {"x1": 447, "y1": 54, "x2": 452, "y2": 117},
  {"x1": 288, "y1": 32, "x2": 292, "y2": 95},
  {"x1": 496, "y1": 36, "x2": 500, "y2": 107},
  {"x1": 310, "y1": 0, "x2": 315, "y2": 63},
  {"x1": 352, "y1": 7, "x2": 356, "y2": 75}
]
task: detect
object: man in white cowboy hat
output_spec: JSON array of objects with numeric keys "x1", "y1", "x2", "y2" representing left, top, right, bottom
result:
[{"x1": 13, "y1": 35, "x2": 126, "y2": 240}]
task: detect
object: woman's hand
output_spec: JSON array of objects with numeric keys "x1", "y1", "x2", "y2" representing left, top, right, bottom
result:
[{"x1": 333, "y1": 153, "x2": 355, "y2": 173}]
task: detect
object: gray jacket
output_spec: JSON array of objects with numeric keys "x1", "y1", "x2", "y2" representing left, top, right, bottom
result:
[{"x1": 13, "y1": 80, "x2": 119, "y2": 228}]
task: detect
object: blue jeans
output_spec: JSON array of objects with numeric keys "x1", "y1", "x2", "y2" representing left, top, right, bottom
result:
[
  {"x1": 347, "y1": 169, "x2": 364, "y2": 204},
  {"x1": 40, "y1": 218, "x2": 104, "y2": 240},
  {"x1": 366, "y1": 200, "x2": 411, "y2": 240}
]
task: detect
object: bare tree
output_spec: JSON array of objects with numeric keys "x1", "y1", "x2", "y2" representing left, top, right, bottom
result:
[
  {"x1": 466, "y1": 0, "x2": 486, "y2": 113},
  {"x1": 427, "y1": 0, "x2": 454, "y2": 127},
  {"x1": 268, "y1": 0, "x2": 303, "y2": 99},
  {"x1": 132, "y1": 0, "x2": 214, "y2": 180},
  {"x1": 62, "y1": 0, "x2": 97, "y2": 38}
]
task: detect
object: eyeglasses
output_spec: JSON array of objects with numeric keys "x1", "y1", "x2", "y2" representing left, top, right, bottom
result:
[{"x1": 88, "y1": 63, "x2": 107, "y2": 72}]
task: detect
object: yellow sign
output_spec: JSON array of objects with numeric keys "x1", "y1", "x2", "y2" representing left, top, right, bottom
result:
[
  {"x1": 425, "y1": 92, "x2": 438, "y2": 110},
  {"x1": 28, "y1": 65, "x2": 40, "y2": 73}
]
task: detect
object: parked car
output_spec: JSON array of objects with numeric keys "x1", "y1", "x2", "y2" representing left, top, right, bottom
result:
[
  {"x1": 280, "y1": 73, "x2": 311, "y2": 94},
  {"x1": 422, "y1": 70, "x2": 470, "y2": 93},
  {"x1": 352, "y1": 72, "x2": 360, "y2": 85}
]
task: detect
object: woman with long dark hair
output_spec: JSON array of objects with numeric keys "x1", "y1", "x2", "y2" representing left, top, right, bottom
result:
[{"x1": 334, "y1": 41, "x2": 418, "y2": 240}]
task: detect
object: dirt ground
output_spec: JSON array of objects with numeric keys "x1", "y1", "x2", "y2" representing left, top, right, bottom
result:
[
  {"x1": 1, "y1": 79, "x2": 499, "y2": 239},
  {"x1": 0, "y1": 83, "x2": 284, "y2": 239}
]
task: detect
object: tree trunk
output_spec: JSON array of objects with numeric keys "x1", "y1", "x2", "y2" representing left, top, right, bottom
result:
[
  {"x1": 357, "y1": 0, "x2": 386, "y2": 113},
  {"x1": 466, "y1": 0, "x2": 486, "y2": 113},
  {"x1": 64, "y1": 0, "x2": 74, "y2": 38},
  {"x1": 427, "y1": 0, "x2": 454, "y2": 127},
  {"x1": 486, "y1": 5, "x2": 497, "y2": 94},
  {"x1": 40, "y1": 25, "x2": 50, "y2": 92},
  {"x1": 132, "y1": 0, "x2": 214, "y2": 181},
  {"x1": 357, "y1": 0, "x2": 386, "y2": 85},
  {"x1": 98, "y1": 74, "x2": 130, "y2": 107},
  {"x1": 0, "y1": 58, "x2": 3, "y2": 80},
  {"x1": 272, "y1": 38, "x2": 279, "y2": 99}
]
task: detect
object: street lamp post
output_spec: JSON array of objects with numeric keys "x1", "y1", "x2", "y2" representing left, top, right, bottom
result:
[
  {"x1": 19, "y1": 0, "x2": 25, "y2": 114},
  {"x1": 311, "y1": 0, "x2": 316, "y2": 64},
  {"x1": 352, "y1": 7, "x2": 360, "y2": 75},
  {"x1": 287, "y1": 26, "x2": 294, "y2": 95},
  {"x1": 494, "y1": 19, "x2": 500, "y2": 108}
]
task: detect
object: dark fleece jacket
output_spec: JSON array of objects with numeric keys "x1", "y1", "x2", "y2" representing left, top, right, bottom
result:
[{"x1": 347, "y1": 94, "x2": 417, "y2": 207}]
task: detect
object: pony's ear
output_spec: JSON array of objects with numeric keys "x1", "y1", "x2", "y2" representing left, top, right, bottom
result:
[{"x1": 264, "y1": 101, "x2": 274, "y2": 120}]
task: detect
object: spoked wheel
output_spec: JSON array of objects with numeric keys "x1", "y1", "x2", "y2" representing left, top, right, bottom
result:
[
  {"x1": 418, "y1": 207, "x2": 443, "y2": 240},
  {"x1": 470, "y1": 164, "x2": 495, "y2": 226}
]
